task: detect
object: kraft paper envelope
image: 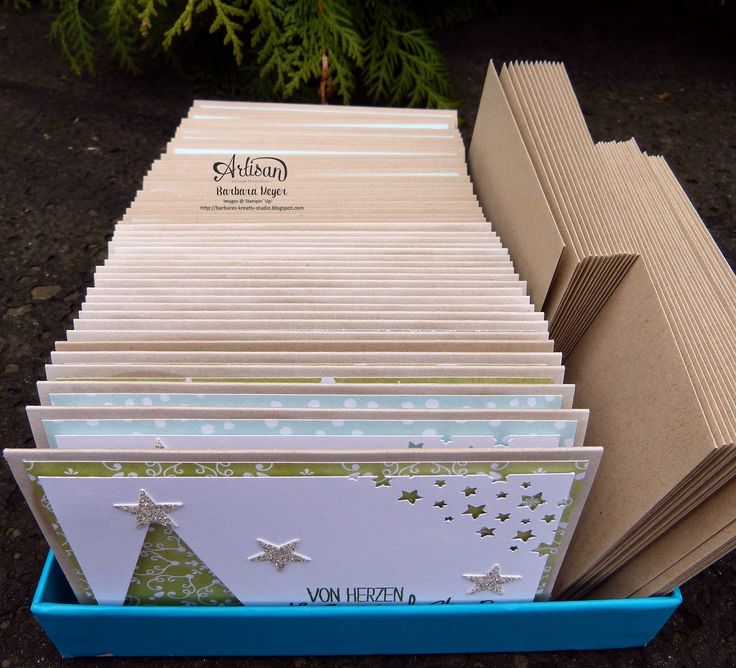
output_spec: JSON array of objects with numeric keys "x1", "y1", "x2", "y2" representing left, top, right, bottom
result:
[
  {"x1": 465, "y1": 61, "x2": 735, "y2": 600},
  {"x1": 49, "y1": 351, "x2": 558, "y2": 365},
  {"x1": 176, "y1": 125, "x2": 460, "y2": 135},
  {"x1": 188, "y1": 98, "x2": 458, "y2": 117},
  {"x1": 64, "y1": 330, "x2": 553, "y2": 343},
  {"x1": 104, "y1": 233, "x2": 499, "y2": 244},
  {"x1": 163, "y1": 137, "x2": 465, "y2": 152},
  {"x1": 53, "y1": 339, "x2": 554, "y2": 352},
  {"x1": 105, "y1": 224, "x2": 489, "y2": 235},
  {"x1": 67, "y1": 320, "x2": 546, "y2": 334},
  {"x1": 124, "y1": 203, "x2": 484, "y2": 215},
  {"x1": 556, "y1": 260, "x2": 734, "y2": 597},
  {"x1": 105, "y1": 234, "x2": 507, "y2": 247},
  {"x1": 120, "y1": 215, "x2": 488, "y2": 223},
  {"x1": 470, "y1": 61, "x2": 638, "y2": 352},
  {"x1": 136, "y1": 181, "x2": 473, "y2": 193},
  {"x1": 74, "y1": 309, "x2": 538, "y2": 321},
  {"x1": 71, "y1": 313, "x2": 541, "y2": 327},
  {"x1": 79, "y1": 295, "x2": 529, "y2": 306},
  {"x1": 43, "y1": 364, "x2": 566, "y2": 384},
  {"x1": 469, "y1": 61, "x2": 564, "y2": 311},
  {"x1": 75, "y1": 306, "x2": 538, "y2": 318},
  {"x1": 590, "y1": 474, "x2": 736, "y2": 598}
]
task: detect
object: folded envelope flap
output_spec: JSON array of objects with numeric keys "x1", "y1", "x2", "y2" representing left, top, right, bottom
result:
[
  {"x1": 469, "y1": 61, "x2": 564, "y2": 311},
  {"x1": 554, "y1": 258, "x2": 716, "y2": 594}
]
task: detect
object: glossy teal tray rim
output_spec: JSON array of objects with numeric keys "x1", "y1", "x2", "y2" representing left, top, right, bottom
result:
[{"x1": 31, "y1": 551, "x2": 682, "y2": 657}]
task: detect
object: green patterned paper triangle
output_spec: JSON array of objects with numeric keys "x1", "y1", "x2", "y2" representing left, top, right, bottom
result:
[{"x1": 125, "y1": 524, "x2": 240, "y2": 606}]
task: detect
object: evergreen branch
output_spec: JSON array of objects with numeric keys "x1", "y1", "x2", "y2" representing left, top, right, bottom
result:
[
  {"x1": 164, "y1": 0, "x2": 248, "y2": 65},
  {"x1": 388, "y1": 29, "x2": 456, "y2": 107},
  {"x1": 161, "y1": 0, "x2": 195, "y2": 49},
  {"x1": 247, "y1": 0, "x2": 288, "y2": 92},
  {"x1": 107, "y1": 0, "x2": 140, "y2": 71},
  {"x1": 49, "y1": 0, "x2": 96, "y2": 75},
  {"x1": 363, "y1": 2, "x2": 456, "y2": 108},
  {"x1": 138, "y1": 0, "x2": 166, "y2": 37},
  {"x1": 40, "y1": 0, "x2": 460, "y2": 107},
  {"x1": 278, "y1": 0, "x2": 364, "y2": 102},
  {"x1": 208, "y1": 0, "x2": 248, "y2": 65}
]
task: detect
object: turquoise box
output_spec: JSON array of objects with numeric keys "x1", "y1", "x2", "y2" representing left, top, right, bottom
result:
[{"x1": 32, "y1": 552, "x2": 681, "y2": 658}]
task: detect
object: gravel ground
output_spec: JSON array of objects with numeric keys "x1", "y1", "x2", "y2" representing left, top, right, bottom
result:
[{"x1": 0, "y1": 1, "x2": 734, "y2": 666}]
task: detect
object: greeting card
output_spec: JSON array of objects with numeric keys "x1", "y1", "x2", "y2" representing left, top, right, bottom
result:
[{"x1": 6, "y1": 449, "x2": 601, "y2": 606}]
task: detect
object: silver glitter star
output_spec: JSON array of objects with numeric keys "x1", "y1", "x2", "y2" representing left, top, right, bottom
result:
[
  {"x1": 114, "y1": 489, "x2": 182, "y2": 529},
  {"x1": 249, "y1": 539, "x2": 310, "y2": 571},
  {"x1": 463, "y1": 564, "x2": 521, "y2": 595}
]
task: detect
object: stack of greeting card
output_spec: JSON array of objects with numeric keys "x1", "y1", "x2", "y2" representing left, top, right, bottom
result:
[
  {"x1": 470, "y1": 62, "x2": 736, "y2": 599},
  {"x1": 6, "y1": 101, "x2": 602, "y2": 607}
]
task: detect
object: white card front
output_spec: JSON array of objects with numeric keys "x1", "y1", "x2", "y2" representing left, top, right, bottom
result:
[{"x1": 38, "y1": 470, "x2": 576, "y2": 605}]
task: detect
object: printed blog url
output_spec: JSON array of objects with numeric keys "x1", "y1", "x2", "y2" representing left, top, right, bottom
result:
[{"x1": 202, "y1": 205, "x2": 305, "y2": 212}]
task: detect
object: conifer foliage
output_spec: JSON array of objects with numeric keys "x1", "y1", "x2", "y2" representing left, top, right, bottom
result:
[{"x1": 18, "y1": 0, "x2": 487, "y2": 106}]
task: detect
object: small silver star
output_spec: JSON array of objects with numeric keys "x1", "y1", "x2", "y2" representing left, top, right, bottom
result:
[
  {"x1": 249, "y1": 539, "x2": 310, "y2": 571},
  {"x1": 464, "y1": 564, "x2": 521, "y2": 595},
  {"x1": 114, "y1": 489, "x2": 181, "y2": 529}
]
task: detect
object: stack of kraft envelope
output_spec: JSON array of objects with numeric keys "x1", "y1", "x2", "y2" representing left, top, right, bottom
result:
[
  {"x1": 470, "y1": 61, "x2": 736, "y2": 599},
  {"x1": 5, "y1": 100, "x2": 601, "y2": 607}
]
